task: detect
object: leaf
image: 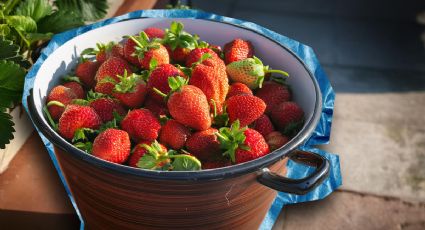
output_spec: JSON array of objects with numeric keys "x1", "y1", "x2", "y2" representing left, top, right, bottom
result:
[
  {"x1": 6, "y1": 15, "x2": 37, "y2": 33},
  {"x1": 137, "y1": 154, "x2": 158, "y2": 170},
  {"x1": 0, "y1": 37, "x2": 30, "y2": 68},
  {"x1": 55, "y1": 0, "x2": 109, "y2": 21},
  {"x1": 0, "y1": 60, "x2": 26, "y2": 107},
  {"x1": 26, "y1": 32, "x2": 52, "y2": 44},
  {"x1": 0, "y1": 24, "x2": 11, "y2": 36},
  {"x1": 37, "y1": 10, "x2": 84, "y2": 34},
  {"x1": 0, "y1": 110, "x2": 15, "y2": 149},
  {"x1": 171, "y1": 155, "x2": 201, "y2": 171},
  {"x1": 15, "y1": 0, "x2": 53, "y2": 22}
]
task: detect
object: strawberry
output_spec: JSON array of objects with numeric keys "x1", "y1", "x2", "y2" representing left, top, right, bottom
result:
[
  {"x1": 95, "y1": 57, "x2": 133, "y2": 95},
  {"x1": 185, "y1": 48, "x2": 220, "y2": 67},
  {"x1": 112, "y1": 72, "x2": 147, "y2": 108},
  {"x1": 159, "y1": 119, "x2": 191, "y2": 150},
  {"x1": 63, "y1": 82, "x2": 84, "y2": 99},
  {"x1": 216, "y1": 120, "x2": 270, "y2": 164},
  {"x1": 121, "y1": 109, "x2": 161, "y2": 142},
  {"x1": 162, "y1": 22, "x2": 199, "y2": 62},
  {"x1": 226, "y1": 56, "x2": 289, "y2": 89},
  {"x1": 223, "y1": 39, "x2": 253, "y2": 64},
  {"x1": 123, "y1": 37, "x2": 140, "y2": 66},
  {"x1": 251, "y1": 114, "x2": 274, "y2": 137},
  {"x1": 227, "y1": 82, "x2": 253, "y2": 98},
  {"x1": 46, "y1": 85, "x2": 78, "y2": 120},
  {"x1": 144, "y1": 97, "x2": 168, "y2": 117},
  {"x1": 135, "y1": 141, "x2": 201, "y2": 171},
  {"x1": 129, "y1": 32, "x2": 169, "y2": 70},
  {"x1": 75, "y1": 60, "x2": 99, "y2": 88},
  {"x1": 270, "y1": 102, "x2": 304, "y2": 130},
  {"x1": 209, "y1": 44, "x2": 223, "y2": 58},
  {"x1": 95, "y1": 42, "x2": 124, "y2": 64},
  {"x1": 189, "y1": 53, "x2": 229, "y2": 114},
  {"x1": 89, "y1": 98, "x2": 126, "y2": 122},
  {"x1": 58, "y1": 105, "x2": 101, "y2": 140},
  {"x1": 186, "y1": 128, "x2": 221, "y2": 161},
  {"x1": 128, "y1": 141, "x2": 168, "y2": 167},
  {"x1": 161, "y1": 77, "x2": 211, "y2": 131},
  {"x1": 147, "y1": 64, "x2": 185, "y2": 103},
  {"x1": 144, "y1": 27, "x2": 165, "y2": 39},
  {"x1": 256, "y1": 81, "x2": 291, "y2": 114},
  {"x1": 92, "y1": 128, "x2": 131, "y2": 164},
  {"x1": 202, "y1": 159, "x2": 231, "y2": 169},
  {"x1": 266, "y1": 131, "x2": 289, "y2": 151},
  {"x1": 226, "y1": 94, "x2": 266, "y2": 127}
]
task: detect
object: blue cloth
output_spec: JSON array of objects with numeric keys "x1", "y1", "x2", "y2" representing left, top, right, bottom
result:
[{"x1": 22, "y1": 9, "x2": 341, "y2": 230}]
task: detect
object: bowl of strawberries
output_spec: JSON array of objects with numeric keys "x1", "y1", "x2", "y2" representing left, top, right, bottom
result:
[{"x1": 26, "y1": 15, "x2": 330, "y2": 229}]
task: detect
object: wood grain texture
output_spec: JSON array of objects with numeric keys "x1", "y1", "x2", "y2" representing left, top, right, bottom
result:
[{"x1": 54, "y1": 147, "x2": 287, "y2": 229}]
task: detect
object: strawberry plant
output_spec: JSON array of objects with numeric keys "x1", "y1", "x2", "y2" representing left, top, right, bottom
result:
[{"x1": 0, "y1": 0, "x2": 109, "y2": 148}]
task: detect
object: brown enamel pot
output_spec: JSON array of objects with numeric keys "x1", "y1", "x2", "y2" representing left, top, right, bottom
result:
[{"x1": 27, "y1": 17, "x2": 330, "y2": 229}]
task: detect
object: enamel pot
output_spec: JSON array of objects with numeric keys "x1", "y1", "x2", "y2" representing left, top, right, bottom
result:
[{"x1": 27, "y1": 17, "x2": 330, "y2": 229}]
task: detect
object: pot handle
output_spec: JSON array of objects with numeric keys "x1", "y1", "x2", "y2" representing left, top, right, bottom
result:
[{"x1": 257, "y1": 150, "x2": 330, "y2": 195}]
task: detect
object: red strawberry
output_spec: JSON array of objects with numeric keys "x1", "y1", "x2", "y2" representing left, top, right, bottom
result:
[
  {"x1": 96, "y1": 43, "x2": 124, "y2": 64},
  {"x1": 75, "y1": 60, "x2": 99, "y2": 88},
  {"x1": 217, "y1": 120, "x2": 270, "y2": 164},
  {"x1": 89, "y1": 98, "x2": 126, "y2": 122},
  {"x1": 128, "y1": 141, "x2": 168, "y2": 167},
  {"x1": 251, "y1": 114, "x2": 274, "y2": 137},
  {"x1": 147, "y1": 64, "x2": 185, "y2": 103},
  {"x1": 159, "y1": 119, "x2": 191, "y2": 150},
  {"x1": 95, "y1": 57, "x2": 133, "y2": 95},
  {"x1": 47, "y1": 85, "x2": 78, "y2": 120},
  {"x1": 123, "y1": 37, "x2": 140, "y2": 66},
  {"x1": 63, "y1": 82, "x2": 84, "y2": 99},
  {"x1": 129, "y1": 32, "x2": 169, "y2": 70},
  {"x1": 227, "y1": 82, "x2": 253, "y2": 98},
  {"x1": 92, "y1": 128, "x2": 131, "y2": 164},
  {"x1": 144, "y1": 27, "x2": 165, "y2": 39},
  {"x1": 121, "y1": 109, "x2": 161, "y2": 142},
  {"x1": 202, "y1": 159, "x2": 231, "y2": 169},
  {"x1": 266, "y1": 131, "x2": 289, "y2": 151},
  {"x1": 165, "y1": 77, "x2": 212, "y2": 131},
  {"x1": 112, "y1": 72, "x2": 147, "y2": 108},
  {"x1": 270, "y1": 102, "x2": 304, "y2": 130},
  {"x1": 186, "y1": 128, "x2": 221, "y2": 161},
  {"x1": 209, "y1": 44, "x2": 223, "y2": 57},
  {"x1": 185, "y1": 48, "x2": 220, "y2": 67},
  {"x1": 144, "y1": 97, "x2": 168, "y2": 117},
  {"x1": 226, "y1": 94, "x2": 266, "y2": 127},
  {"x1": 58, "y1": 105, "x2": 101, "y2": 140},
  {"x1": 189, "y1": 54, "x2": 229, "y2": 114},
  {"x1": 163, "y1": 22, "x2": 199, "y2": 62},
  {"x1": 256, "y1": 81, "x2": 291, "y2": 114},
  {"x1": 223, "y1": 39, "x2": 254, "y2": 64}
]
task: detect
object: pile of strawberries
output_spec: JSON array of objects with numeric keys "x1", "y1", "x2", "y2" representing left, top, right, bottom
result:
[{"x1": 44, "y1": 22, "x2": 305, "y2": 171}]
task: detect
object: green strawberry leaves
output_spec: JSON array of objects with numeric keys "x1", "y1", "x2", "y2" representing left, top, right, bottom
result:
[
  {"x1": 163, "y1": 21, "x2": 199, "y2": 51},
  {"x1": 55, "y1": 0, "x2": 108, "y2": 21},
  {"x1": 113, "y1": 70, "x2": 144, "y2": 94},
  {"x1": 15, "y1": 0, "x2": 53, "y2": 22},
  {"x1": 130, "y1": 32, "x2": 161, "y2": 60},
  {"x1": 0, "y1": 110, "x2": 15, "y2": 149},
  {"x1": 137, "y1": 141, "x2": 201, "y2": 171},
  {"x1": 216, "y1": 120, "x2": 249, "y2": 163}
]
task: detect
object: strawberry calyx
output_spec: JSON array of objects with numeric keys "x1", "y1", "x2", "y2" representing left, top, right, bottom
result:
[
  {"x1": 113, "y1": 70, "x2": 145, "y2": 94},
  {"x1": 137, "y1": 141, "x2": 201, "y2": 171},
  {"x1": 211, "y1": 99, "x2": 229, "y2": 127},
  {"x1": 80, "y1": 42, "x2": 116, "y2": 61},
  {"x1": 152, "y1": 76, "x2": 187, "y2": 100},
  {"x1": 46, "y1": 100, "x2": 65, "y2": 108},
  {"x1": 129, "y1": 32, "x2": 161, "y2": 59},
  {"x1": 62, "y1": 75, "x2": 82, "y2": 84},
  {"x1": 215, "y1": 120, "x2": 250, "y2": 163},
  {"x1": 162, "y1": 21, "x2": 199, "y2": 51}
]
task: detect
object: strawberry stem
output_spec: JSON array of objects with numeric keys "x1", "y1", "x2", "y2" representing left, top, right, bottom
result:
[
  {"x1": 46, "y1": 100, "x2": 65, "y2": 108},
  {"x1": 265, "y1": 69, "x2": 289, "y2": 77},
  {"x1": 153, "y1": 87, "x2": 167, "y2": 98},
  {"x1": 42, "y1": 105, "x2": 57, "y2": 130}
]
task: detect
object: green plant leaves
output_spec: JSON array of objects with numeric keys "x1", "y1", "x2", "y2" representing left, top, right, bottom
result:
[
  {"x1": 0, "y1": 60, "x2": 26, "y2": 108},
  {"x1": 15, "y1": 0, "x2": 53, "y2": 22},
  {"x1": 0, "y1": 110, "x2": 15, "y2": 149},
  {"x1": 6, "y1": 15, "x2": 37, "y2": 33},
  {"x1": 37, "y1": 10, "x2": 84, "y2": 34},
  {"x1": 55, "y1": 0, "x2": 108, "y2": 21},
  {"x1": 171, "y1": 155, "x2": 201, "y2": 171}
]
